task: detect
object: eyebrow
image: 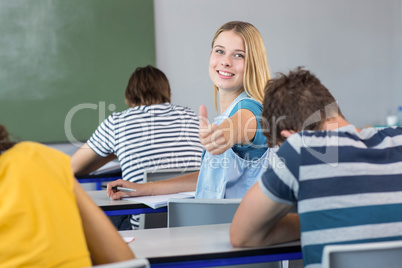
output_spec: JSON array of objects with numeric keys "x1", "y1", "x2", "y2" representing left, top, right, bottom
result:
[{"x1": 213, "y1": 45, "x2": 245, "y2": 53}]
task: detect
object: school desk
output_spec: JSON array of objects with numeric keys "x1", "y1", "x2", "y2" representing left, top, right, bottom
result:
[
  {"x1": 120, "y1": 223, "x2": 302, "y2": 267},
  {"x1": 76, "y1": 167, "x2": 198, "y2": 190},
  {"x1": 87, "y1": 190, "x2": 167, "y2": 216},
  {"x1": 76, "y1": 171, "x2": 122, "y2": 190}
]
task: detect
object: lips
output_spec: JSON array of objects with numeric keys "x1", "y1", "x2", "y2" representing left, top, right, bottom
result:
[{"x1": 217, "y1": 70, "x2": 234, "y2": 78}]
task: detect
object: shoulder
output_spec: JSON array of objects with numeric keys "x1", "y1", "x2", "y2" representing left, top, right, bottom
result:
[
  {"x1": 162, "y1": 104, "x2": 199, "y2": 121},
  {"x1": 100, "y1": 108, "x2": 150, "y2": 126},
  {"x1": 3, "y1": 142, "x2": 66, "y2": 156},
  {"x1": 141, "y1": 103, "x2": 196, "y2": 115},
  {"x1": 236, "y1": 98, "x2": 262, "y2": 109},
  {"x1": 109, "y1": 108, "x2": 140, "y2": 118},
  {"x1": 1, "y1": 142, "x2": 69, "y2": 167},
  {"x1": 229, "y1": 98, "x2": 262, "y2": 117},
  {"x1": 169, "y1": 104, "x2": 198, "y2": 115},
  {"x1": 360, "y1": 126, "x2": 402, "y2": 139}
]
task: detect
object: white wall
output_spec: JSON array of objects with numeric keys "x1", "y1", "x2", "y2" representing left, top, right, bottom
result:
[{"x1": 154, "y1": 0, "x2": 401, "y2": 128}]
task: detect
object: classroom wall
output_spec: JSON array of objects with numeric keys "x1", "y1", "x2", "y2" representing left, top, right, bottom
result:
[
  {"x1": 399, "y1": 1, "x2": 402, "y2": 114},
  {"x1": 0, "y1": 0, "x2": 155, "y2": 143},
  {"x1": 154, "y1": 0, "x2": 402, "y2": 128}
]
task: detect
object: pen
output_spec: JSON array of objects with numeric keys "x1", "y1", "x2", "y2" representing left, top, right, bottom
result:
[{"x1": 100, "y1": 185, "x2": 136, "y2": 192}]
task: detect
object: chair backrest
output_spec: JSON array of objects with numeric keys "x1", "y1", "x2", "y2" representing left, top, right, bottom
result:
[
  {"x1": 167, "y1": 198, "x2": 241, "y2": 228},
  {"x1": 143, "y1": 167, "x2": 200, "y2": 183},
  {"x1": 322, "y1": 240, "x2": 402, "y2": 268},
  {"x1": 93, "y1": 258, "x2": 150, "y2": 268},
  {"x1": 141, "y1": 167, "x2": 200, "y2": 229}
]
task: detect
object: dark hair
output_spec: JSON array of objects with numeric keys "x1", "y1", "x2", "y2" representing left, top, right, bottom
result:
[
  {"x1": 262, "y1": 67, "x2": 343, "y2": 147},
  {"x1": 125, "y1": 65, "x2": 171, "y2": 106},
  {"x1": 0, "y1": 125, "x2": 16, "y2": 154}
]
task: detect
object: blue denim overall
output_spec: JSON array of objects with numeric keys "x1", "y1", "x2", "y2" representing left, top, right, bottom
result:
[{"x1": 195, "y1": 92, "x2": 275, "y2": 199}]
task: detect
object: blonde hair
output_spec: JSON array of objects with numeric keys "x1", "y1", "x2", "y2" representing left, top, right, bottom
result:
[{"x1": 211, "y1": 21, "x2": 271, "y2": 111}]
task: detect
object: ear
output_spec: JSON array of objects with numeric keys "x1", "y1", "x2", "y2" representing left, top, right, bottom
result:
[{"x1": 280, "y1": 130, "x2": 296, "y2": 139}]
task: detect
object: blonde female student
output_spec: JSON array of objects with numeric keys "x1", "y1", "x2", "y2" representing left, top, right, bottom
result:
[{"x1": 107, "y1": 21, "x2": 275, "y2": 200}]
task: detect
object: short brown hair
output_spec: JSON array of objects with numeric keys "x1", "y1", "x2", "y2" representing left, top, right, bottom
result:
[
  {"x1": 125, "y1": 65, "x2": 171, "y2": 106},
  {"x1": 0, "y1": 124, "x2": 16, "y2": 154},
  {"x1": 262, "y1": 67, "x2": 343, "y2": 147}
]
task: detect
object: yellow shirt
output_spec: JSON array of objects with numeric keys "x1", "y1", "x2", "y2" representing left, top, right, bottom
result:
[{"x1": 0, "y1": 142, "x2": 91, "y2": 268}]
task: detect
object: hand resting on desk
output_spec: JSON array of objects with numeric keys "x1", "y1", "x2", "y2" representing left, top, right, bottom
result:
[
  {"x1": 106, "y1": 172, "x2": 199, "y2": 199},
  {"x1": 107, "y1": 179, "x2": 146, "y2": 199}
]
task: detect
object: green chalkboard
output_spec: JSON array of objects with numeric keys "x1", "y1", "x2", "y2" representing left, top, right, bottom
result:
[{"x1": 0, "y1": 0, "x2": 155, "y2": 143}]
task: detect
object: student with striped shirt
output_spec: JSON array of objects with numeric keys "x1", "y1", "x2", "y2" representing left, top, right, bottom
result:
[
  {"x1": 71, "y1": 65, "x2": 203, "y2": 229},
  {"x1": 230, "y1": 67, "x2": 402, "y2": 268}
]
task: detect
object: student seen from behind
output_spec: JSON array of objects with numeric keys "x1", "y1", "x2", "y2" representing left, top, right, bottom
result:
[
  {"x1": 230, "y1": 67, "x2": 402, "y2": 268},
  {"x1": 71, "y1": 65, "x2": 203, "y2": 229},
  {"x1": 0, "y1": 124, "x2": 134, "y2": 267}
]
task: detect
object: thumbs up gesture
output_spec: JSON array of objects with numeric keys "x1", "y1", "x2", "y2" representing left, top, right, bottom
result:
[{"x1": 199, "y1": 105, "x2": 232, "y2": 155}]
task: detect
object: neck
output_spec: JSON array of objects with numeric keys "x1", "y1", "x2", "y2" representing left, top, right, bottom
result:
[
  {"x1": 218, "y1": 89, "x2": 243, "y2": 114},
  {"x1": 322, "y1": 116, "x2": 360, "y2": 132}
]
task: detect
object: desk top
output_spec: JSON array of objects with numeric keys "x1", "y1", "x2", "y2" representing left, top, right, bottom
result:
[
  {"x1": 87, "y1": 190, "x2": 149, "y2": 211},
  {"x1": 120, "y1": 223, "x2": 301, "y2": 265}
]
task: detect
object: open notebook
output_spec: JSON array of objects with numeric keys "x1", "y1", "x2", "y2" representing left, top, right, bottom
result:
[{"x1": 122, "y1": 191, "x2": 196, "y2": 209}]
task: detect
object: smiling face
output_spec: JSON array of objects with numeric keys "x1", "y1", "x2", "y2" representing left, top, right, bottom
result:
[{"x1": 209, "y1": 30, "x2": 245, "y2": 95}]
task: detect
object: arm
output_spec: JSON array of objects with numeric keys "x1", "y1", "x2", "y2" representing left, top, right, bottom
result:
[
  {"x1": 71, "y1": 143, "x2": 117, "y2": 176},
  {"x1": 219, "y1": 108, "x2": 257, "y2": 145},
  {"x1": 107, "y1": 171, "x2": 199, "y2": 199},
  {"x1": 230, "y1": 183, "x2": 300, "y2": 247},
  {"x1": 199, "y1": 105, "x2": 257, "y2": 155},
  {"x1": 73, "y1": 180, "x2": 135, "y2": 264}
]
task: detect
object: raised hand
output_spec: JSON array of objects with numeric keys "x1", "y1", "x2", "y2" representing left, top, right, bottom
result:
[{"x1": 198, "y1": 105, "x2": 233, "y2": 155}]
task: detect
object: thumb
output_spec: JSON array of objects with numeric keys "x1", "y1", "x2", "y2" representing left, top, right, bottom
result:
[{"x1": 199, "y1": 105, "x2": 208, "y2": 128}]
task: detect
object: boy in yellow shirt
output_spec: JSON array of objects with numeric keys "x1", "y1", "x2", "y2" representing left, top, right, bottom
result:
[{"x1": 0, "y1": 124, "x2": 134, "y2": 267}]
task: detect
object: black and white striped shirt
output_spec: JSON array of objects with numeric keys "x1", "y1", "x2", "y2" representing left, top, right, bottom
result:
[{"x1": 87, "y1": 103, "x2": 203, "y2": 183}]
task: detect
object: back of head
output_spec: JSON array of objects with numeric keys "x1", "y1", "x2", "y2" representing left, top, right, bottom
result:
[
  {"x1": 262, "y1": 67, "x2": 343, "y2": 147},
  {"x1": 0, "y1": 124, "x2": 15, "y2": 154},
  {"x1": 211, "y1": 21, "x2": 271, "y2": 109},
  {"x1": 125, "y1": 65, "x2": 171, "y2": 107}
]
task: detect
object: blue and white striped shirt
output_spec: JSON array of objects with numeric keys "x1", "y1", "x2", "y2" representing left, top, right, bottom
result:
[
  {"x1": 259, "y1": 125, "x2": 402, "y2": 268},
  {"x1": 87, "y1": 103, "x2": 203, "y2": 183}
]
